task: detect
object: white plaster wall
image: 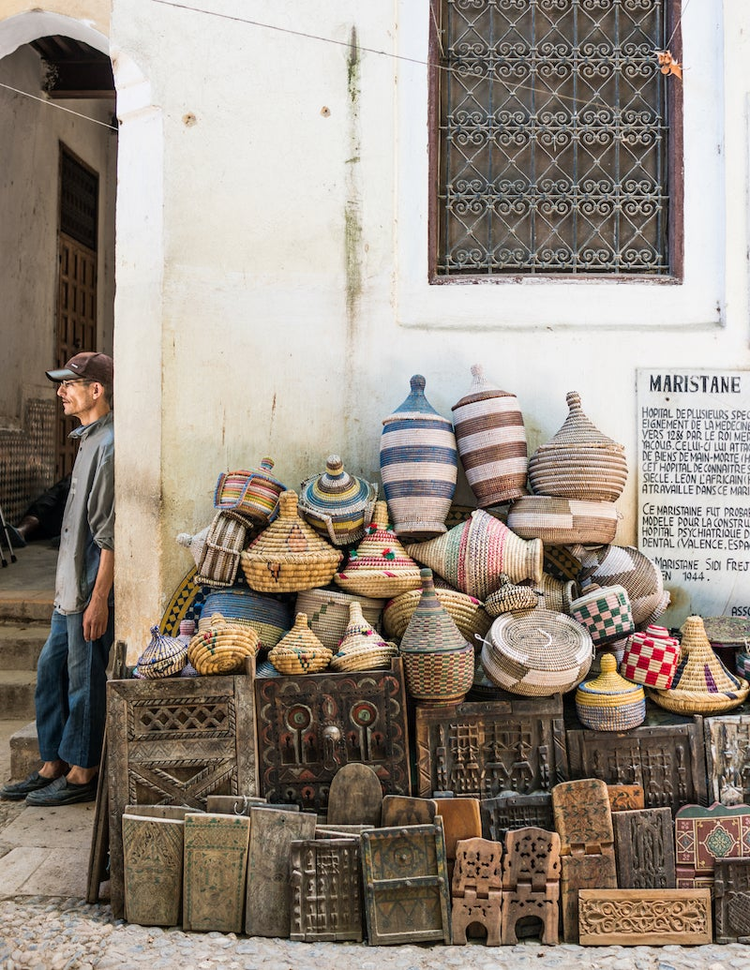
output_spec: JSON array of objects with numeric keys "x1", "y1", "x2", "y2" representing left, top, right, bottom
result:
[{"x1": 106, "y1": 0, "x2": 750, "y2": 656}]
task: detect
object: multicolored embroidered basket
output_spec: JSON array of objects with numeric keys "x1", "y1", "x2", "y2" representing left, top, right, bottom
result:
[
  {"x1": 569, "y1": 584, "x2": 635, "y2": 648},
  {"x1": 621, "y1": 625, "x2": 680, "y2": 689},
  {"x1": 189, "y1": 512, "x2": 247, "y2": 588},
  {"x1": 329, "y1": 601, "x2": 399, "y2": 672},
  {"x1": 267, "y1": 613, "x2": 333, "y2": 674},
  {"x1": 198, "y1": 588, "x2": 293, "y2": 652},
  {"x1": 481, "y1": 609, "x2": 593, "y2": 696},
  {"x1": 451, "y1": 364, "x2": 528, "y2": 507},
  {"x1": 135, "y1": 626, "x2": 187, "y2": 679},
  {"x1": 575, "y1": 654, "x2": 646, "y2": 731},
  {"x1": 187, "y1": 613, "x2": 259, "y2": 675},
  {"x1": 213, "y1": 457, "x2": 286, "y2": 526},
  {"x1": 298, "y1": 455, "x2": 378, "y2": 546},
  {"x1": 333, "y1": 501, "x2": 423, "y2": 597},
  {"x1": 380, "y1": 374, "x2": 458, "y2": 537},
  {"x1": 507, "y1": 496, "x2": 620, "y2": 546},
  {"x1": 295, "y1": 586, "x2": 385, "y2": 651}
]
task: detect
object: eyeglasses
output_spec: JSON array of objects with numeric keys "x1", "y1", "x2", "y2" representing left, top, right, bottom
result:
[{"x1": 59, "y1": 379, "x2": 94, "y2": 389}]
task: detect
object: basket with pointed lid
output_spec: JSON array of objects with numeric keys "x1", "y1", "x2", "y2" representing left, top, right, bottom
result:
[
  {"x1": 575, "y1": 653, "x2": 646, "y2": 731},
  {"x1": 329, "y1": 601, "x2": 399, "y2": 672},
  {"x1": 399, "y1": 568, "x2": 474, "y2": 704},
  {"x1": 267, "y1": 612, "x2": 333, "y2": 674},
  {"x1": 483, "y1": 575, "x2": 540, "y2": 618},
  {"x1": 333, "y1": 500, "x2": 423, "y2": 597},
  {"x1": 298, "y1": 455, "x2": 378, "y2": 546},
  {"x1": 383, "y1": 585, "x2": 492, "y2": 643},
  {"x1": 214, "y1": 457, "x2": 286, "y2": 526},
  {"x1": 405, "y1": 509, "x2": 543, "y2": 600},
  {"x1": 380, "y1": 374, "x2": 458, "y2": 537},
  {"x1": 240, "y1": 490, "x2": 342, "y2": 593},
  {"x1": 295, "y1": 586, "x2": 385, "y2": 651},
  {"x1": 648, "y1": 615, "x2": 750, "y2": 714},
  {"x1": 187, "y1": 612, "x2": 259, "y2": 675},
  {"x1": 528, "y1": 391, "x2": 628, "y2": 502},
  {"x1": 451, "y1": 364, "x2": 528, "y2": 507},
  {"x1": 135, "y1": 626, "x2": 188, "y2": 679}
]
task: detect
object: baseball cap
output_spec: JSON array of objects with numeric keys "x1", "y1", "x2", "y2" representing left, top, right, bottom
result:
[{"x1": 46, "y1": 352, "x2": 114, "y2": 385}]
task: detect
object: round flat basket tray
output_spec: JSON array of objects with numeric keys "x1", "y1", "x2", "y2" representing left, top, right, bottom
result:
[
  {"x1": 483, "y1": 609, "x2": 593, "y2": 696},
  {"x1": 647, "y1": 684, "x2": 750, "y2": 716}
]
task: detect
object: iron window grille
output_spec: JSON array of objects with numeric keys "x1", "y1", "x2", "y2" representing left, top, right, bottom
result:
[{"x1": 430, "y1": 0, "x2": 682, "y2": 277}]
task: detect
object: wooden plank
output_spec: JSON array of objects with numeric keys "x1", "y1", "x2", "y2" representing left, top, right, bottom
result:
[
  {"x1": 206, "y1": 794, "x2": 268, "y2": 814},
  {"x1": 607, "y1": 784, "x2": 645, "y2": 812},
  {"x1": 327, "y1": 763, "x2": 383, "y2": 826},
  {"x1": 714, "y1": 858, "x2": 750, "y2": 943},
  {"x1": 704, "y1": 714, "x2": 750, "y2": 805},
  {"x1": 86, "y1": 735, "x2": 109, "y2": 905},
  {"x1": 290, "y1": 839, "x2": 363, "y2": 942},
  {"x1": 612, "y1": 808, "x2": 675, "y2": 889},
  {"x1": 245, "y1": 807, "x2": 317, "y2": 937},
  {"x1": 480, "y1": 792, "x2": 553, "y2": 842},
  {"x1": 123, "y1": 805, "x2": 196, "y2": 819},
  {"x1": 183, "y1": 813, "x2": 250, "y2": 933},
  {"x1": 123, "y1": 814, "x2": 184, "y2": 926},
  {"x1": 381, "y1": 795, "x2": 438, "y2": 828},
  {"x1": 434, "y1": 797, "x2": 482, "y2": 868},
  {"x1": 578, "y1": 889, "x2": 712, "y2": 946}
]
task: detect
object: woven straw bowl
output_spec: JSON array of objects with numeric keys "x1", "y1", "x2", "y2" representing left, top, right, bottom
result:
[
  {"x1": 329, "y1": 644, "x2": 398, "y2": 672},
  {"x1": 187, "y1": 614, "x2": 259, "y2": 675},
  {"x1": 648, "y1": 683, "x2": 750, "y2": 715}
]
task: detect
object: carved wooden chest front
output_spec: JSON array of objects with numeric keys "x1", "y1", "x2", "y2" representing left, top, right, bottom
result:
[
  {"x1": 415, "y1": 696, "x2": 568, "y2": 799},
  {"x1": 290, "y1": 838, "x2": 363, "y2": 942},
  {"x1": 255, "y1": 658, "x2": 410, "y2": 812},
  {"x1": 714, "y1": 858, "x2": 750, "y2": 943},
  {"x1": 704, "y1": 714, "x2": 750, "y2": 806}
]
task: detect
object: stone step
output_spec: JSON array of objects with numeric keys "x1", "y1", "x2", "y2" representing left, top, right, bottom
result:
[
  {"x1": 0, "y1": 593, "x2": 53, "y2": 624},
  {"x1": 0, "y1": 622, "x2": 47, "y2": 669},
  {"x1": 9, "y1": 720, "x2": 41, "y2": 781},
  {"x1": 0, "y1": 670, "x2": 37, "y2": 720}
]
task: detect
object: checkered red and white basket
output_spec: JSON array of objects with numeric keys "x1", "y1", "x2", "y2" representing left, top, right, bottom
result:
[{"x1": 621, "y1": 624, "x2": 680, "y2": 689}]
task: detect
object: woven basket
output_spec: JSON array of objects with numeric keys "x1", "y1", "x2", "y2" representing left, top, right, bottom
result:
[
  {"x1": 400, "y1": 569, "x2": 474, "y2": 704},
  {"x1": 569, "y1": 585, "x2": 635, "y2": 648},
  {"x1": 240, "y1": 490, "x2": 342, "y2": 593},
  {"x1": 380, "y1": 374, "x2": 458, "y2": 538},
  {"x1": 267, "y1": 613, "x2": 333, "y2": 674},
  {"x1": 621, "y1": 625, "x2": 680, "y2": 689},
  {"x1": 482, "y1": 609, "x2": 593, "y2": 696},
  {"x1": 178, "y1": 512, "x2": 247, "y2": 588},
  {"x1": 649, "y1": 615, "x2": 750, "y2": 714},
  {"x1": 575, "y1": 654, "x2": 646, "y2": 731},
  {"x1": 571, "y1": 544, "x2": 668, "y2": 630},
  {"x1": 187, "y1": 613, "x2": 259, "y2": 675},
  {"x1": 543, "y1": 546, "x2": 583, "y2": 582},
  {"x1": 451, "y1": 364, "x2": 528, "y2": 507},
  {"x1": 383, "y1": 587, "x2": 492, "y2": 643},
  {"x1": 198, "y1": 588, "x2": 293, "y2": 652},
  {"x1": 405, "y1": 509, "x2": 543, "y2": 600},
  {"x1": 329, "y1": 602, "x2": 399, "y2": 672},
  {"x1": 484, "y1": 576, "x2": 540, "y2": 617},
  {"x1": 213, "y1": 457, "x2": 286, "y2": 527},
  {"x1": 507, "y1": 496, "x2": 620, "y2": 546},
  {"x1": 333, "y1": 501, "x2": 423, "y2": 597},
  {"x1": 522, "y1": 573, "x2": 578, "y2": 615},
  {"x1": 527, "y1": 391, "x2": 628, "y2": 502},
  {"x1": 298, "y1": 455, "x2": 378, "y2": 546},
  {"x1": 295, "y1": 586, "x2": 385, "y2": 651},
  {"x1": 136, "y1": 626, "x2": 187, "y2": 679}
]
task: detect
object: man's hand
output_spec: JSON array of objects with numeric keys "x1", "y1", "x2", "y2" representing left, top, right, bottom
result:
[{"x1": 83, "y1": 596, "x2": 109, "y2": 642}]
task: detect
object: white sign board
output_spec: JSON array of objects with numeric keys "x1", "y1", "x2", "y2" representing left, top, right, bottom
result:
[{"x1": 637, "y1": 369, "x2": 750, "y2": 621}]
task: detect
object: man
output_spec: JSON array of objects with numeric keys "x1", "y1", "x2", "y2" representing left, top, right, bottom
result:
[{"x1": 1, "y1": 352, "x2": 114, "y2": 806}]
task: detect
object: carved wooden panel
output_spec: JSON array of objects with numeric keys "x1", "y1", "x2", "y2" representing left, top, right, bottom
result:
[
  {"x1": 481, "y1": 793, "x2": 553, "y2": 842},
  {"x1": 290, "y1": 838, "x2": 363, "y2": 942},
  {"x1": 361, "y1": 818, "x2": 451, "y2": 945},
  {"x1": 327, "y1": 763, "x2": 383, "y2": 826},
  {"x1": 566, "y1": 715, "x2": 707, "y2": 814},
  {"x1": 107, "y1": 675, "x2": 257, "y2": 919},
  {"x1": 612, "y1": 807, "x2": 676, "y2": 889},
  {"x1": 578, "y1": 889, "x2": 712, "y2": 945},
  {"x1": 183, "y1": 813, "x2": 250, "y2": 933},
  {"x1": 381, "y1": 795, "x2": 438, "y2": 828},
  {"x1": 434, "y1": 797, "x2": 482, "y2": 869},
  {"x1": 501, "y1": 826, "x2": 560, "y2": 945},
  {"x1": 451, "y1": 837, "x2": 502, "y2": 946},
  {"x1": 415, "y1": 697, "x2": 568, "y2": 799},
  {"x1": 704, "y1": 715, "x2": 750, "y2": 806},
  {"x1": 675, "y1": 802, "x2": 750, "y2": 891},
  {"x1": 607, "y1": 784, "x2": 645, "y2": 812},
  {"x1": 714, "y1": 858, "x2": 750, "y2": 943},
  {"x1": 122, "y1": 814, "x2": 184, "y2": 927},
  {"x1": 255, "y1": 658, "x2": 409, "y2": 813}
]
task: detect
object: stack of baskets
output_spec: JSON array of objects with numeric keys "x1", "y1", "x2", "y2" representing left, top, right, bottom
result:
[
  {"x1": 334, "y1": 501, "x2": 423, "y2": 597},
  {"x1": 198, "y1": 588, "x2": 293, "y2": 652},
  {"x1": 295, "y1": 586, "x2": 385, "y2": 651}
]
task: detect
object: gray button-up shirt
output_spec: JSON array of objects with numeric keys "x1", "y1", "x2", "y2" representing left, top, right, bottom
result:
[{"x1": 55, "y1": 410, "x2": 115, "y2": 614}]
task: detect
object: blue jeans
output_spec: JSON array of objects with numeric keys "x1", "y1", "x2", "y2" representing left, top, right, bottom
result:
[{"x1": 35, "y1": 604, "x2": 114, "y2": 769}]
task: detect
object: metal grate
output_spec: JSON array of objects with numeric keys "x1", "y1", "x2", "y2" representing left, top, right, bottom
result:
[
  {"x1": 60, "y1": 149, "x2": 98, "y2": 250},
  {"x1": 435, "y1": 0, "x2": 675, "y2": 275}
]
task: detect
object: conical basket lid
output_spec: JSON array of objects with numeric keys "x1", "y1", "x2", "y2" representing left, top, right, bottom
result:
[
  {"x1": 383, "y1": 374, "x2": 452, "y2": 427},
  {"x1": 671, "y1": 615, "x2": 746, "y2": 693},
  {"x1": 242, "y1": 490, "x2": 342, "y2": 566},
  {"x1": 400, "y1": 568, "x2": 470, "y2": 654},
  {"x1": 576, "y1": 653, "x2": 644, "y2": 702},
  {"x1": 299, "y1": 455, "x2": 377, "y2": 516},
  {"x1": 334, "y1": 500, "x2": 423, "y2": 594},
  {"x1": 338, "y1": 601, "x2": 392, "y2": 653},
  {"x1": 537, "y1": 391, "x2": 624, "y2": 451},
  {"x1": 270, "y1": 612, "x2": 331, "y2": 659},
  {"x1": 452, "y1": 363, "x2": 515, "y2": 408}
]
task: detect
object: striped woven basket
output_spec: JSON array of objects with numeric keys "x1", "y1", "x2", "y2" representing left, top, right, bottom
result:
[
  {"x1": 267, "y1": 612, "x2": 333, "y2": 674},
  {"x1": 213, "y1": 457, "x2": 286, "y2": 527},
  {"x1": 240, "y1": 490, "x2": 342, "y2": 593},
  {"x1": 187, "y1": 613, "x2": 259, "y2": 675},
  {"x1": 177, "y1": 512, "x2": 247, "y2": 588},
  {"x1": 570, "y1": 544, "x2": 668, "y2": 629},
  {"x1": 527, "y1": 391, "x2": 628, "y2": 502},
  {"x1": 482, "y1": 609, "x2": 593, "y2": 696},
  {"x1": 575, "y1": 654, "x2": 646, "y2": 731},
  {"x1": 507, "y1": 496, "x2": 620, "y2": 546},
  {"x1": 333, "y1": 501, "x2": 423, "y2": 597},
  {"x1": 136, "y1": 626, "x2": 187, "y2": 679},
  {"x1": 383, "y1": 587, "x2": 492, "y2": 643},
  {"x1": 298, "y1": 455, "x2": 378, "y2": 546},
  {"x1": 198, "y1": 588, "x2": 293, "y2": 652},
  {"x1": 295, "y1": 586, "x2": 385, "y2": 651}
]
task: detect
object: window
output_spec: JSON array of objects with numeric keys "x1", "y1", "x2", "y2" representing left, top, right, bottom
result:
[{"x1": 431, "y1": 0, "x2": 682, "y2": 277}]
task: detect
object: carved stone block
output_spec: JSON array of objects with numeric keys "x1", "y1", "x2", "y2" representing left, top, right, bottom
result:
[
  {"x1": 122, "y1": 814, "x2": 184, "y2": 927},
  {"x1": 607, "y1": 784, "x2": 645, "y2": 812},
  {"x1": 675, "y1": 801, "x2": 750, "y2": 892},
  {"x1": 183, "y1": 813, "x2": 250, "y2": 933},
  {"x1": 451, "y1": 837, "x2": 503, "y2": 946},
  {"x1": 245, "y1": 806, "x2": 317, "y2": 937},
  {"x1": 107, "y1": 675, "x2": 258, "y2": 919},
  {"x1": 612, "y1": 807, "x2": 676, "y2": 889},
  {"x1": 578, "y1": 888, "x2": 712, "y2": 945},
  {"x1": 714, "y1": 858, "x2": 750, "y2": 943},
  {"x1": 704, "y1": 714, "x2": 750, "y2": 806},
  {"x1": 481, "y1": 792, "x2": 553, "y2": 842},
  {"x1": 255, "y1": 658, "x2": 409, "y2": 813},
  {"x1": 566, "y1": 714, "x2": 707, "y2": 814},
  {"x1": 415, "y1": 697, "x2": 568, "y2": 799},
  {"x1": 501, "y1": 826, "x2": 561, "y2": 945},
  {"x1": 290, "y1": 838, "x2": 363, "y2": 942},
  {"x1": 361, "y1": 818, "x2": 451, "y2": 945}
]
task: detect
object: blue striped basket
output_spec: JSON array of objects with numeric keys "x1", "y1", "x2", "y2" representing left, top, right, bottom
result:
[
  {"x1": 298, "y1": 455, "x2": 378, "y2": 546},
  {"x1": 380, "y1": 374, "x2": 458, "y2": 538},
  {"x1": 197, "y1": 588, "x2": 293, "y2": 652}
]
